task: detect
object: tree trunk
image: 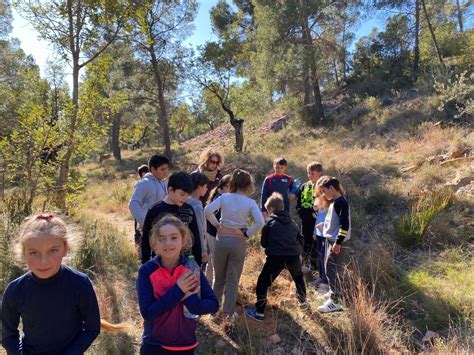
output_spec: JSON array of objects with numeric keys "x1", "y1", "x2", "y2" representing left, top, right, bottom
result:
[
  {"x1": 333, "y1": 59, "x2": 339, "y2": 87},
  {"x1": 310, "y1": 67, "x2": 325, "y2": 122},
  {"x1": 341, "y1": 14, "x2": 348, "y2": 83},
  {"x1": 421, "y1": 0, "x2": 445, "y2": 66},
  {"x1": 300, "y1": 1, "x2": 325, "y2": 123},
  {"x1": 455, "y1": 0, "x2": 464, "y2": 32},
  {"x1": 149, "y1": 45, "x2": 172, "y2": 163},
  {"x1": 56, "y1": 55, "x2": 79, "y2": 211},
  {"x1": 303, "y1": 62, "x2": 311, "y2": 105},
  {"x1": 219, "y1": 99, "x2": 244, "y2": 152},
  {"x1": 111, "y1": 112, "x2": 121, "y2": 161},
  {"x1": 413, "y1": 0, "x2": 420, "y2": 79}
]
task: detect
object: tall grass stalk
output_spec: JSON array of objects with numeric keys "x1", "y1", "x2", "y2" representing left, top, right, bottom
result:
[{"x1": 394, "y1": 189, "x2": 453, "y2": 248}]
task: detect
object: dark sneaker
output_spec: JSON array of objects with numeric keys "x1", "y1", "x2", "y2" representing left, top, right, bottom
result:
[{"x1": 245, "y1": 307, "x2": 264, "y2": 322}]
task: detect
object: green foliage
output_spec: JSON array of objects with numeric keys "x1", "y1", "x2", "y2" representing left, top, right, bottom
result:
[
  {"x1": 111, "y1": 184, "x2": 131, "y2": 205},
  {"x1": 72, "y1": 215, "x2": 137, "y2": 275},
  {"x1": 403, "y1": 248, "x2": 473, "y2": 329},
  {"x1": 434, "y1": 70, "x2": 474, "y2": 119},
  {"x1": 0, "y1": 39, "x2": 46, "y2": 137},
  {"x1": 350, "y1": 15, "x2": 413, "y2": 96},
  {"x1": 0, "y1": 99, "x2": 63, "y2": 208},
  {"x1": 0, "y1": 193, "x2": 29, "y2": 292},
  {"x1": 394, "y1": 189, "x2": 453, "y2": 248}
]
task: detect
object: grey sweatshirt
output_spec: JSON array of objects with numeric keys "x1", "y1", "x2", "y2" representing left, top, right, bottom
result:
[{"x1": 128, "y1": 173, "x2": 168, "y2": 227}]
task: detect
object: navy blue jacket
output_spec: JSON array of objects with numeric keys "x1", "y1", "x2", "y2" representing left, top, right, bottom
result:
[
  {"x1": 137, "y1": 256, "x2": 219, "y2": 349},
  {"x1": 1, "y1": 265, "x2": 100, "y2": 355},
  {"x1": 261, "y1": 174, "x2": 294, "y2": 212}
]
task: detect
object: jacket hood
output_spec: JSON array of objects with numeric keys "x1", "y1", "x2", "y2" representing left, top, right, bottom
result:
[
  {"x1": 270, "y1": 210, "x2": 292, "y2": 224},
  {"x1": 142, "y1": 172, "x2": 159, "y2": 181}
]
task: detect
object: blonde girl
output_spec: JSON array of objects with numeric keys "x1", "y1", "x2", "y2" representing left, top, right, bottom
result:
[
  {"x1": 1, "y1": 214, "x2": 101, "y2": 354},
  {"x1": 204, "y1": 169, "x2": 265, "y2": 324},
  {"x1": 136, "y1": 215, "x2": 218, "y2": 354},
  {"x1": 310, "y1": 186, "x2": 331, "y2": 291},
  {"x1": 315, "y1": 176, "x2": 351, "y2": 313}
]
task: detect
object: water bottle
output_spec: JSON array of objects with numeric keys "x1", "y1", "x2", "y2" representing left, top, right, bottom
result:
[
  {"x1": 183, "y1": 255, "x2": 200, "y2": 319},
  {"x1": 291, "y1": 177, "x2": 302, "y2": 195}
]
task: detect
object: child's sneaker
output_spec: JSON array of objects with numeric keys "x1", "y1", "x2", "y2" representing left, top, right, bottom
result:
[
  {"x1": 298, "y1": 301, "x2": 309, "y2": 311},
  {"x1": 311, "y1": 277, "x2": 324, "y2": 287},
  {"x1": 313, "y1": 283, "x2": 329, "y2": 294},
  {"x1": 245, "y1": 307, "x2": 264, "y2": 322},
  {"x1": 301, "y1": 265, "x2": 312, "y2": 274},
  {"x1": 318, "y1": 299, "x2": 342, "y2": 313},
  {"x1": 321, "y1": 290, "x2": 332, "y2": 299}
]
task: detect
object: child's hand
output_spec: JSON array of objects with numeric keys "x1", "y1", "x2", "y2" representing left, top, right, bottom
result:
[
  {"x1": 316, "y1": 223, "x2": 323, "y2": 232},
  {"x1": 177, "y1": 270, "x2": 198, "y2": 295},
  {"x1": 202, "y1": 254, "x2": 209, "y2": 263},
  {"x1": 312, "y1": 234, "x2": 317, "y2": 240},
  {"x1": 332, "y1": 244, "x2": 341, "y2": 255}
]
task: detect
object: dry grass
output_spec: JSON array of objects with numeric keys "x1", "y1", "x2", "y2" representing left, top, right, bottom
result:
[{"x1": 2, "y1": 92, "x2": 472, "y2": 354}]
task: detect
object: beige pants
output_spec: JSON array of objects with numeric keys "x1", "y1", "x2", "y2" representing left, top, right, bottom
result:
[{"x1": 213, "y1": 234, "x2": 247, "y2": 315}]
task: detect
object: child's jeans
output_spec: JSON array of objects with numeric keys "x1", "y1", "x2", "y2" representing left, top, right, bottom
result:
[
  {"x1": 315, "y1": 235, "x2": 327, "y2": 282},
  {"x1": 301, "y1": 219, "x2": 317, "y2": 269},
  {"x1": 324, "y1": 240, "x2": 348, "y2": 303},
  {"x1": 255, "y1": 255, "x2": 306, "y2": 314}
]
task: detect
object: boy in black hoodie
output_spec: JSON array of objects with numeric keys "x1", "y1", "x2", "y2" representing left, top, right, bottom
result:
[{"x1": 245, "y1": 192, "x2": 307, "y2": 322}]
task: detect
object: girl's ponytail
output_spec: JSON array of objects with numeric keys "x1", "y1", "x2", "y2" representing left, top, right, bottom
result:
[{"x1": 100, "y1": 319, "x2": 132, "y2": 333}]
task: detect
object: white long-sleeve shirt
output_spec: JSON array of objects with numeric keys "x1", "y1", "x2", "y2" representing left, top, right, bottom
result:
[{"x1": 205, "y1": 193, "x2": 265, "y2": 237}]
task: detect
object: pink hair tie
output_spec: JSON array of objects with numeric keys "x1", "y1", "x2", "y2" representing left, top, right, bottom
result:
[{"x1": 36, "y1": 214, "x2": 54, "y2": 221}]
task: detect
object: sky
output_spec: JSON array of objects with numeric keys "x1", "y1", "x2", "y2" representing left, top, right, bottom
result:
[{"x1": 11, "y1": 2, "x2": 384, "y2": 83}]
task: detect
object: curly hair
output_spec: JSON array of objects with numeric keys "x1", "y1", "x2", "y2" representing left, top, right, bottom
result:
[
  {"x1": 150, "y1": 215, "x2": 192, "y2": 254},
  {"x1": 197, "y1": 148, "x2": 224, "y2": 171}
]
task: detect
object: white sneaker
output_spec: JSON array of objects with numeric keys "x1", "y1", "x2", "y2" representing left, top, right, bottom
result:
[
  {"x1": 318, "y1": 299, "x2": 342, "y2": 313},
  {"x1": 322, "y1": 290, "x2": 332, "y2": 299},
  {"x1": 301, "y1": 265, "x2": 312, "y2": 274}
]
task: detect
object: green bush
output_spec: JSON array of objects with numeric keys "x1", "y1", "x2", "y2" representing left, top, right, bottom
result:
[
  {"x1": 72, "y1": 215, "x2": 138, "y2": 275},
  {"x1": 0, "y1": 194, "x2": 29, "y2": 292},
  {"x1": 394, "y1": 189, "x2": 453, "y2": 248}
]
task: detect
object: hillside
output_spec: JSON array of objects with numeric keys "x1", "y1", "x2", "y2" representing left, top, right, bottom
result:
[
  {"x1": 1, "y1": 91, "x2": 472, "y2": 354},
  {"x1": 81, "y1": 92, "x2": 474, "y2": 354}
]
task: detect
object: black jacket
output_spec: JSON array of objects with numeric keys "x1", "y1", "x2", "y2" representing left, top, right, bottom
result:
[{"x1": 261, "y1": 210, "x2": 303, "y2": 256}]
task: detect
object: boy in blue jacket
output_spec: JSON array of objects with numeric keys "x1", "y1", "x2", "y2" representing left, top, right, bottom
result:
[{"x1": 261, "y1": 157, "x2": 296, "y2": 219}]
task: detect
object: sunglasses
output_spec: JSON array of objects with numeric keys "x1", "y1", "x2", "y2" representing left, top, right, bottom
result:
[{"x1": 209, "y1": 160, "x2": 220, "y2": 165}]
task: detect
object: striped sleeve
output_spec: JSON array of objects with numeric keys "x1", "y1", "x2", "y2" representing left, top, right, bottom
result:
[{"x1": 334, "y1": 198, "x2": 350, "y2": 245}]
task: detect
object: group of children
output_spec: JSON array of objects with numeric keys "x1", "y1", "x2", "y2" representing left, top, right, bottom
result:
[{"x1": 1, "y1": 150, "x2": 351, "y2": 354}]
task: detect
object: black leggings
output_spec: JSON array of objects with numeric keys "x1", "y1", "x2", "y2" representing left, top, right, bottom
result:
[{"x1": 255, "y1": 255, "x2": 306, "y2": 314}]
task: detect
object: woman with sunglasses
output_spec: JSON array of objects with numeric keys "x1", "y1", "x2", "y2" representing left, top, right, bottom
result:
[{"x1": 193, "y1": 148, "x2": 224, "y2": 206}]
